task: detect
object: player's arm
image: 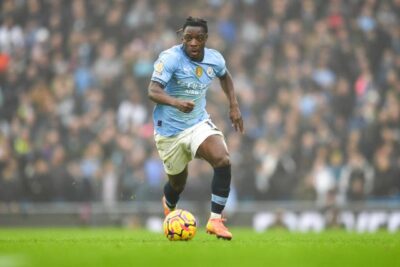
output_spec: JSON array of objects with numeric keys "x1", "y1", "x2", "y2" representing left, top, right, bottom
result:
[
  {"x1": 218, "y1": 71, "x2": 244, "y2": 133},
  {"x1": 148, "y1": 81, "x2": 195, "y2": 113}
]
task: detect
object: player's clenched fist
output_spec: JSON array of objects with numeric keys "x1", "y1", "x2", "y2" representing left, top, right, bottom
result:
[{"x1": 175, "y1": 100, "x2": 195, "y2": 113}]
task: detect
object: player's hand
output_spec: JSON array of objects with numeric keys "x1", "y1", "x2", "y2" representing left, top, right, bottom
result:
[
  {"x1": 229, "y1": 104, "x2": 244, "y2": 134},
  {"x1": 175, "y1": 100, "x2": 195, "y2": 113}
]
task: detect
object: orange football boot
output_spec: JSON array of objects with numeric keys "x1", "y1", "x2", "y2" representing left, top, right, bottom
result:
[
  {"x1": 162, "y1": 196, "x2": 175, "y2": 216},
  {"x1": 206, "y1": 218, "x2": 233, "y2": 240}
]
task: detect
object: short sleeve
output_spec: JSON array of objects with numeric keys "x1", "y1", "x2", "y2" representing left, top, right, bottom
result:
[
  {"x1": 151, "y1": 52, "x2": 178, "y2": 86},
  {"x1": 213, "y1": 51, "x2": 227, "y2": 77}
]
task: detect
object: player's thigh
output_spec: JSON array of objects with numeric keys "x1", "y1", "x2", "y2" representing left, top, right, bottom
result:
[
  {"x1": 155, "y1": 133, "x2": 192, "y2": 176},
  {"x1": 196, "y1": 134, "x2": 230, "y2": 167}
]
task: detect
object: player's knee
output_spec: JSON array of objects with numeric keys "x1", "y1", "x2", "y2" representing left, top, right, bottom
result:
[{"x1": 212, "y1": 154, "x2": 230, "y2": 168}]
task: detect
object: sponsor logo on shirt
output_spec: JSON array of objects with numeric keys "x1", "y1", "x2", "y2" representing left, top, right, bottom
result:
[
  {"x1": 176, "y1": 80, "x2": 208, "y2": 93},
  {"x1": 195, "y1": 66, "x2": 203, "y2": 77}
]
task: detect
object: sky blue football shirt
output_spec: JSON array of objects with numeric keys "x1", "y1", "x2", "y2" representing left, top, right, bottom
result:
[{"x1": 151, "y1": 44, "x2": 227, "y2": 137}]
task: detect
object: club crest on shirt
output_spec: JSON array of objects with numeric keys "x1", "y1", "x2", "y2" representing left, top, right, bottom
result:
[
  {"x1": 195, "y1": 66, "x2": 203, "y2": 77},
  {"x1": 206, "y1": 67, "x2": 215, "y2": 77},
  {"x1": 155, "y1": 61, "x2": 164, "y2": 74}
]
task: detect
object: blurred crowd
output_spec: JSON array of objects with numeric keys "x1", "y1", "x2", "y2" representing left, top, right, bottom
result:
[{"x1": 1, "y1": 0, "x2": 400, "y2": 210}]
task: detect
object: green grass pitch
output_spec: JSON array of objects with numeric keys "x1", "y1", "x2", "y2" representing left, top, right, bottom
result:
[{"x1": 0, "y1": 228, "x2": 399, "y2": 267}]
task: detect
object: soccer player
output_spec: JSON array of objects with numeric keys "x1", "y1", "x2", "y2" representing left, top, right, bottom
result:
[{"x1": 148, "y1": 17, "x2": 244, "y2": 240}]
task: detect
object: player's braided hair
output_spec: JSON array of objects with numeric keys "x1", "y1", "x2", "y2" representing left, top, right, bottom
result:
[{"x1": 177, "y1": 16, "x2": 208, "y2": 34}]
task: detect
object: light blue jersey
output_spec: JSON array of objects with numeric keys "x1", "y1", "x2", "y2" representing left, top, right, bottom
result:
[{"x1": 151, "y1": 44, "x2": 227, "y2": 137}]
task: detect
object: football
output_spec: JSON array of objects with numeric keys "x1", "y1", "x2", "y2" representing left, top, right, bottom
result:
[{"x1": 163, "y1": 209, "x2": 197, "y2": 241}]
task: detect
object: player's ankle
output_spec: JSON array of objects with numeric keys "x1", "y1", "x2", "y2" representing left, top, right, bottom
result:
[{"x1": 210, "y1": 212, "x2": 222, "y2": 219}]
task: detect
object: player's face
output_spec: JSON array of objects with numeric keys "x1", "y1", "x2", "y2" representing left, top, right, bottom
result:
[{"x1": 182, "y1": 26, "x2": 207, "y2": 61}]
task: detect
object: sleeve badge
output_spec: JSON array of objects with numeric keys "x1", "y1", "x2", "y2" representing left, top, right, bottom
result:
[{"x1": 155, "y1": 61, "x2": 164, "y2": 74}]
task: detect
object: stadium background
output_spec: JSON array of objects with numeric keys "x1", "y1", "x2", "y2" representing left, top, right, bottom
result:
[{"x1": 0, "y1": 0, "x2": 399, "y2": 232}]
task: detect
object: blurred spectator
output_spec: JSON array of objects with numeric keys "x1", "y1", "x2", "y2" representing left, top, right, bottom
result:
[
  {"x1": 371, "y1": 147, "x2": 400, "y2": 198},
  {"x1": 117, "y1": 89, "x2": 147, "y2": 133},
  {"x1": 338, "y1": 151, "x2": 374, "y2": 203},
  {"x1": 102, "y1": 159, "x2": 118, "y2": 210},
  {"x1": 142, "y1": 150, "x2": 164, "y2": 201},
  {"x1": 50, "y1": 145, "x2": 75, "y2": 202},
  {"x1": 0, "y1": 158, "x2": 21, "y2": 203},
  {"x1": 346, "y1": 171, "x2": 367, "y2": 201},
  {"x1": 310, "y1": 147, "x2": 336, "y2": 205},
  {"x1": 27, "y1": 157, "x2": 53, "y2": 202},
  {"x1": 79, "y1": 141, "x2": 102, "y2": 201}
]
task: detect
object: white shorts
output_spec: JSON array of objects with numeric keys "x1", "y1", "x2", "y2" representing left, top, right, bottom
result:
[{"x1": 154, "y1": 119, "x2": 224, "y2": 175}]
